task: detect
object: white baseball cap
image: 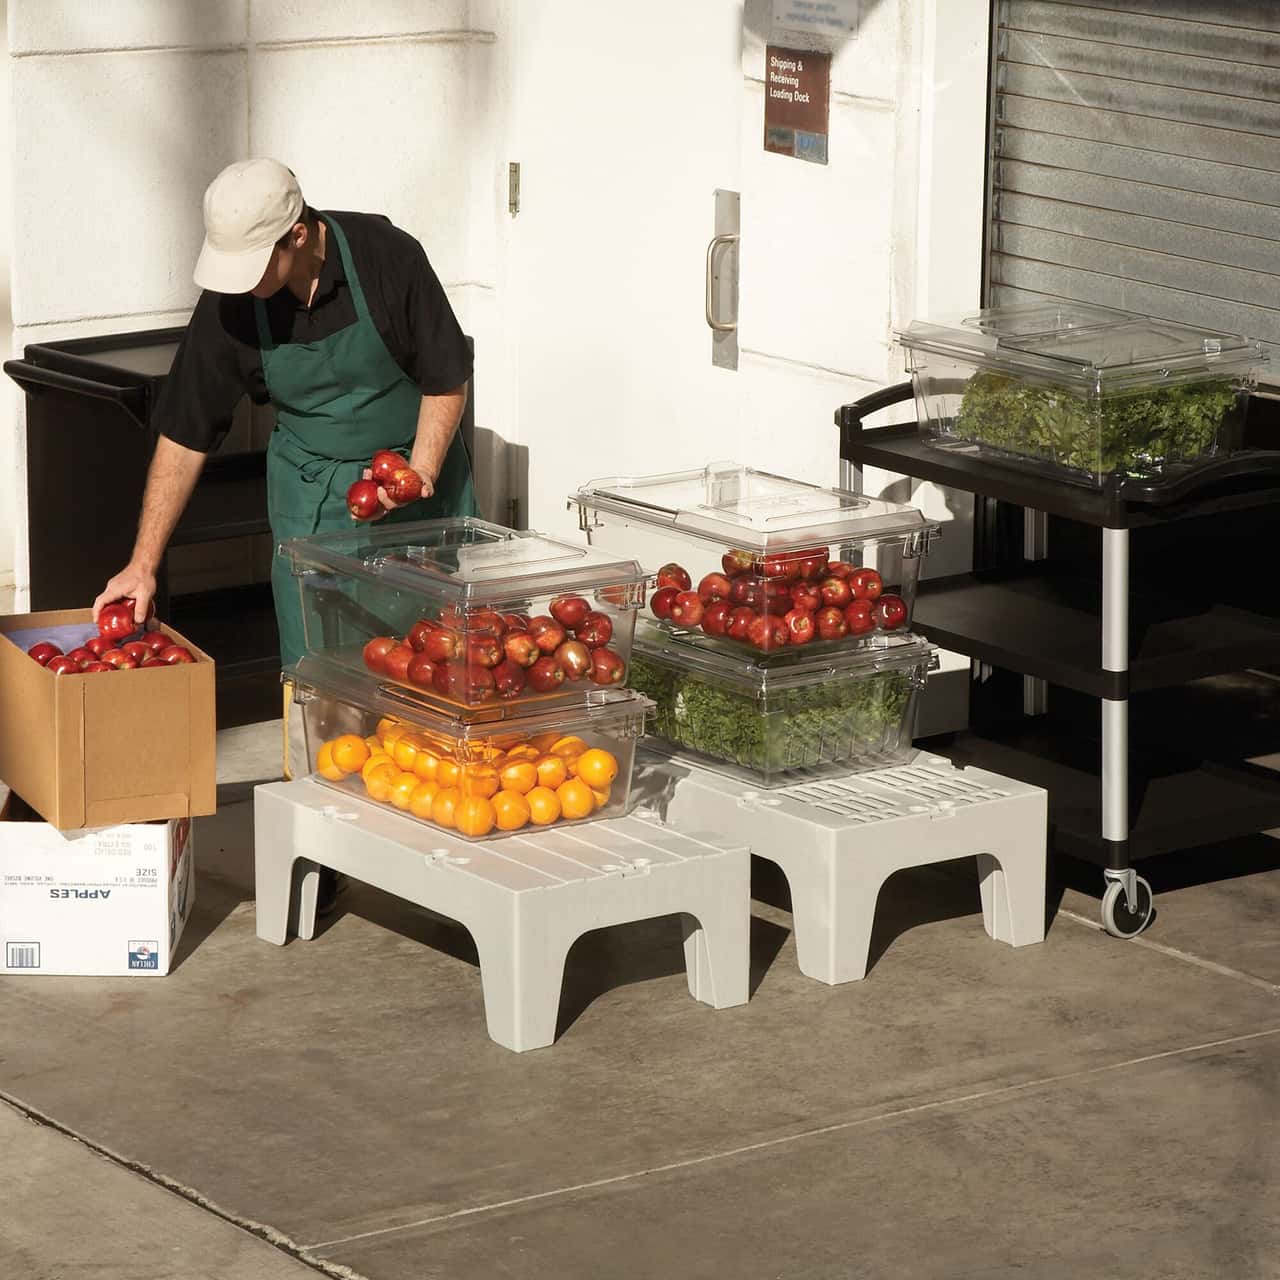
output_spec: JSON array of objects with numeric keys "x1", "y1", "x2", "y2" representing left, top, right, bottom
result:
[{"x1": 193, "y1": 159, "x2": 304, "y2": 294}]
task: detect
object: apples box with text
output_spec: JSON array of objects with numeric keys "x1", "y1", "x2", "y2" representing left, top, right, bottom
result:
[
  {"x1": 0, "y1": 785, "x2": 195, "y2": 977},
  {"x1": 0, "y1": 608, "x2": 216, "y2": 830}
]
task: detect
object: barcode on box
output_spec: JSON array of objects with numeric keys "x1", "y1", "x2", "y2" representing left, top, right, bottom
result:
[{"x1": 6, "y1": 942, "x2": 40, "y2": 970}]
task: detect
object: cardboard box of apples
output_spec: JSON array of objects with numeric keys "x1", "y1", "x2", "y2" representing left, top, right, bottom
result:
[{"x1": 0, "y1": 606, "x2": 215, "y2": 830}]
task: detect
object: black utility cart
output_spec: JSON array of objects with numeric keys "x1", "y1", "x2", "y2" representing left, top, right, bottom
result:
[{"x1": 837, "y1": 384, "x2": 1280, "y2": 938}]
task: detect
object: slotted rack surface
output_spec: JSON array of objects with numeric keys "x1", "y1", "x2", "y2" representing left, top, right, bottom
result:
[{"x1": 779, "y1": 760, "x2": 1018, "y2": 822}]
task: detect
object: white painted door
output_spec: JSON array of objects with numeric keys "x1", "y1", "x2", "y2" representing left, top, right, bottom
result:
[{"x1": 508, "y1": 1, "x2": 746, "y2": 534}]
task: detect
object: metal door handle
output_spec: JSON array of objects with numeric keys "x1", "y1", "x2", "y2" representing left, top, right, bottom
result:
[{"x1": 705, "y1": 233, "x2": 739, "y2": 332}]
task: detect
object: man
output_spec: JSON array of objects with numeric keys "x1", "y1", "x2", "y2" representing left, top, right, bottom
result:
[
  {"x1": 94, "y1": 157, "x2": 475, "y2": 666},
  {"x1": 95, "y1": 159, "x2": 475, "y2": 913}
]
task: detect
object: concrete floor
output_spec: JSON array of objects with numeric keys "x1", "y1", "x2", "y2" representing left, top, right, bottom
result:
[{"x1": 2, "y1": 723, "x2": 1279, "y2": 1280}]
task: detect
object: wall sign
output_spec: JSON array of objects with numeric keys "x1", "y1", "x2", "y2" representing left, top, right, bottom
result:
[
  {"x1": 763, "y1": 46, "x2": 832, "y2": 165},
  {"x1": 772, "y1": 0, "x2": 859, "y2": 38}
]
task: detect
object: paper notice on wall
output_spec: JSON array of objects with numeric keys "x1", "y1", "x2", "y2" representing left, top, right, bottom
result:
[
  {"x1": 772, "y1": 0, "x2": 859, "y2": 38},
  {"x1": 763, "y1": 46, "x2": 832, "y2": 166}
]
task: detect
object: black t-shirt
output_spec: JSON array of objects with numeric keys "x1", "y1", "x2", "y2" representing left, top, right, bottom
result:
[{"x1": 153, "y1": 210, "x2": 472, "y2": 453}]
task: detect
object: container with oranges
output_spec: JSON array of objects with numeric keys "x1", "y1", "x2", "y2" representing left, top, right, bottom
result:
[{"x1": 290, "y1": 658, "x2": 650, "y2": 842}]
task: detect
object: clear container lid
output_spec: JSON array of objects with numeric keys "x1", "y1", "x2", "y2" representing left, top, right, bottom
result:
[
  {"x1": 897, "y1": 303, "x2": 1266, "y2": 394},
  {"x1": 573, "y1": 464, "x2": 934, "y2": 552},
  {"x1": 283, "y1": 517, "x2": 647, "y2": 604},
  {"x1": 633, "y1": 621, "x2": 934, "y2": 695},
  {"x1": 286, "y1": 655, "x2": 652, "y2": 733}
]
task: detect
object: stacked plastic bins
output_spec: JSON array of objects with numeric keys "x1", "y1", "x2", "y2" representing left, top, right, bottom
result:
[
  {"x1": 571, "y1": 465, "x2": 939, "y2": 787},
  {"x1": 281, "y1": 518, "x2": 652, "y2": 839}
]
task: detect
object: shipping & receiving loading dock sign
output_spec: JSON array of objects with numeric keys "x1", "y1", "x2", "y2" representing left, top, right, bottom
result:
[{"x1": 764, "y1": 46, "x2": 832, "y2": 165}]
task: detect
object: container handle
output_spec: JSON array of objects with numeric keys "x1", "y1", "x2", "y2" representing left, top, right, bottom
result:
[
  {"x1": 705, "y1": 233, "x2": 739, "y2": 333},
  {"x1": 3, "y1": 359, "x2": 148, "y2": 429}
]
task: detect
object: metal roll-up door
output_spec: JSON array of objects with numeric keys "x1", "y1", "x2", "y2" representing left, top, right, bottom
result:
[{"x1": 985, "y1": 0, "x2": 1280, "y2": 366}]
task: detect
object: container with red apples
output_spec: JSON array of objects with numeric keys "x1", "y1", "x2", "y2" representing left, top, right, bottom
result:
[
  {"x1": 572, "y1": 465, "x2": 938, "y2": 657},
  {"x1": 282, "y1": 517, "x2": 649, "y2": 712}
]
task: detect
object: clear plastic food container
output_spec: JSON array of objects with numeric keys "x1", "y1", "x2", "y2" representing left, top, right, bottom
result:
[
  {"x1": 896, "y1": 303, "x2": 1266, "y2": 485},
  {"x1": 627, "y1": 622, "x2": 933, "y2": 787},
  {"x1": 287, "y1": 656, "x2": 652, "y2": 841},
  {"x1": 283, "y1": 517, "x2": 647, "y2": 710},
  {"x1": 571, "y1": 465, "x2": 937, "y2": 655}
]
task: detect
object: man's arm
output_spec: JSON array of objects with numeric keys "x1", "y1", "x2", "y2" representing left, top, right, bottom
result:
[
  {"x1": 371, "y1": 384, "x2": 468, "y2": 513},
  {"x1": 93, "y1": 436, "x2": 208, "y2": 623}
]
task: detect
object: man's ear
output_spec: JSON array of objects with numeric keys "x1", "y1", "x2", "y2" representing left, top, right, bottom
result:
[{"x1": 292, "y1": 220, "x2": 309, "y2": 249}]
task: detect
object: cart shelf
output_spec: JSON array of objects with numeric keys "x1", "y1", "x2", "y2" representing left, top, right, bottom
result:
[{"x1": 913, "y1": 568, "x2": 1280, "y2": 699}]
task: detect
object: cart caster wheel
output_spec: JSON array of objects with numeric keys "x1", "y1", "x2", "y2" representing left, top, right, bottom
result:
[{"x1": 1101, "y1": 876, "x2": 1153, "y2": 939}]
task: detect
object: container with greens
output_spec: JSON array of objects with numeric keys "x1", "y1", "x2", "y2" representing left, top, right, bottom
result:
[
  {"x1": 629, "y1": 622, "x2": 933, "y2": 786},
  {"x1": 897, "y1": 303, "x2": 1265, "y2": 486}
]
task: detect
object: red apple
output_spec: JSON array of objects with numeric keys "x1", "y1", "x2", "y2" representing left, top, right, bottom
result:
[
  {"x1": 528, "y1": 616, "x2": 567, "y2": 654},
  {"x1": 721, "y1": 549, "x2": 754, "y2": 578},
  {"x1": 844, "y1": 599, "x2": 875, "y2": 636},
  {"x1": 849, "y1": 568, "x2": 884, "y2": 602},
  {"x1": 466, "y1": 608, "x2": 508, "y2": 638},
  {"x1": 158, "y1": 645, "x2": 196, "y2": 664},
  {"x1": 699, "y1": 600, "x2": 731, "y2": 636},
  {"x1": 407, "y1": 619, "x2": 438, "y2": 652},
  {"x1": 815, "y1": 606, "x2": 848, "y2": 641},
  {"x1": 555, "y1": 639, "x2": 593, "y2": 680},
  {"x1": 588, "y1": 647, "x2": 626, "y2": 685},
  {"x1": 503, "y1": 631, "x2": 539, "y2": 669},
  {"x1": 85, "y1": 636, "x2": 114, "y2": 659},
  {"x1": 527, "y1": 656, "x2": 567, "y2": 693},
  {"x1": 790, "y1": 582, "x2": 822, "y2": 612},
  {"x1": 503, "y1": 612, "x2": 530, "y2": 632},
  {"x1": 100, "y1": 650, "x2": 138, "y2": 670},
  {"x1": 655, "y1": 563, "x2": 692, "y2": 592},
  {"x1": 798, "y1": 549, "x2": 830, "y2": 581},
  {"x1": 492, "y1": 658, "x2": 527, "y2": 700},
  {"x1": 467, "y1": 636, "x2": 502, "y2": 669},
  {"x1": 827, "y1": 560, "x2": 855, "y2": 580},
  {"x1": 762, "y1": 580, "x2": 793, "y2": 616},
  {"x1": 65, "y1": 647, "x2": 98, "y2": 669},
  {"x1": 46, "y1": 655, "x2": 81, "y2": 675},
  {"x1": 697, "y1": 572, "x2": 733, "y2": 604},
  {"x1": 650, "y1": 586, "x2": 679, "y2": 620},
  {"x1": 27, "y1": 642, "x2": 63, "y2": 666},
  {"x1": 363, "y1": 636, "x2": 397, "y2": 673},
  {"x1": 819, "y1": 576, "x2": 853, "y2": 608},
  {"x1": 140, "y1": 657, "x2": 167, "y2": 668},
  {"x1": 423, "y1": 628, "x2": 462, "y2": 663},
  {"x1": 385, "y1": 467, "x2": 422, "y2": 505},
  {"x1": 347, "y1": 478, "x2": 383, "y2": 521},
  {"x1": 761, "y1": 555, "x2": 801, "y2": 582},
  {"x1": 383, "y1": 643, "x2": 415, "y2": 682},
  {"x1": 432, "y1": 661, "x2": 453, "y2": 697},
  {"x1": 82, "y1": 660, "x2": 113, "y2": 673},
  {"x1": 575, "y1": 611, "x2": 613, "y2": 648},
  {"x1": 669, "y1": 591, "x2": 704, "y2": 626},
  {"x1": 370, "y1": 450, "x2": 405, "y2": 486},
  {"x1": 727, "y1": 606, "x2": 755, "y2": 640},
  {"x1": 442, "y1": 663, "x2": 496, "y2": 703},
  {"x1": 729, "y1": 575, "x2": 764, "y2": 610},
  {"x1": 142, "y1": 631, "x2": 172, "y2": 656},
  {"x1": 873, "y1": 594, "x2": 908, "y2": 630},
  {"x1": 746, "y1": 615, "x2": 789, "y2": 651},
  {"x1": 121, "y1": 642, "x2": 151, "y2": 665},
  {"x1": 549, "y1": 595, "x2": 591, "y2": 631},
  {"x1": 406, "y1": 653, "x2": 436, "y2": 689},
  {"x1": 97, "y1": 601, "x2": 139, "y2": 643},
  {"x1": 783, "y1": 607, "x2": 816, "y2": 645}
]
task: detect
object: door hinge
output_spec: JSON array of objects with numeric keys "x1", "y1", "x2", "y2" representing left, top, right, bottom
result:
[{"x1": 508, "y1": 162, "x2": 520, "y2": 216}]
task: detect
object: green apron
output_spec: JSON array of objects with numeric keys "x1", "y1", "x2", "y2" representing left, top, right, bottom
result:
[{"x1": 256, "y1": 213, "x2": 477, "y2": 668}]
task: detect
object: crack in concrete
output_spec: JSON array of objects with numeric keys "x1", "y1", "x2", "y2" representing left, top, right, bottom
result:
[
  {"x1": 0, "y1": 1091, "x2": 370, "y2": 1280},
  {"x1": 302, "y1": 1024, "x2": 1280, "y2": 1253}
]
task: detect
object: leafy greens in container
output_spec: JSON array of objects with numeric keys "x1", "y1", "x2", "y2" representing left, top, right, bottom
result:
[{"x1": 898, "y1": 303, "x2": 1265, "y2": 485}]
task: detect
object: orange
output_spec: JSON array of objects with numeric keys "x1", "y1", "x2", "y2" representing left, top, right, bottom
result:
[
  {"x1": 364, "y1": 760, "x2": 400, "y2": 803},
  {"x1": 455, "y1": 794, "x2": 496, "y2": 838},
  {"x1": 493, "y1": 790, "x2": 531, "y2": 831},
  {"x1": 557, "y1": 777, "x2": 595, "y2": 821},
  {"x1": 316, "y1": 741, "x2": 345, "y2": 782},
  {"x1": 382, "y1": 723, "x2": 407, "y2": 750},
  {"x1": 431, "y1": 786, "x2": 461, "y2": 829},
  {"x1": 574, "y1": 747, "x2": 619, "y2": 789},
  {"x1": 535, "y1": 753, "x2": 568, "y2": 790},
  {"x1": 389, "y1": 771, "x2": 419, "y2": 810},
  {"x1": 589, "y1": 783, "x2": 611, "y2": 811},
  {"x1": 435, "y1": 758, "x2": 462, "y2": 789},
  {"x1": 550, "y1": 735, "x2": 588, "y2": 759},
  {"x1": 498, "y1": 759, "x2": 538, "y2": 796},
  {"x1": 527, "y1": 731, "x2": 562, "y2": 755},
  {"x1": 526, "y1": 786, "x2": 561, "y2": 826},
  {"x1": 409, "y1": 779, "x2": 439, "y2": 819},
  {"x1": 331, "y1": 733, "x2": 371, "y2": 774},
  {"x1": 375, "y1": 716, "x2": 400, "y2": 740},
  {"x1": 504, "y1": 743, "x2": 540, "y2": 763},
  {"x1": 412, "y1": 749, "x2": 440, "y2": 782},
  {"x1": 365, "y1": 734, "x2": 384, "y2": 756},
  {"x1": 361, "y1": 751, "x2": 395, "y2": 784},
  {"x1": 391, "y1": 736, "x2": 419, "y2": 771},
  {"x1": 460, "y1": 762, "x2": 500, "y2": 799}
]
